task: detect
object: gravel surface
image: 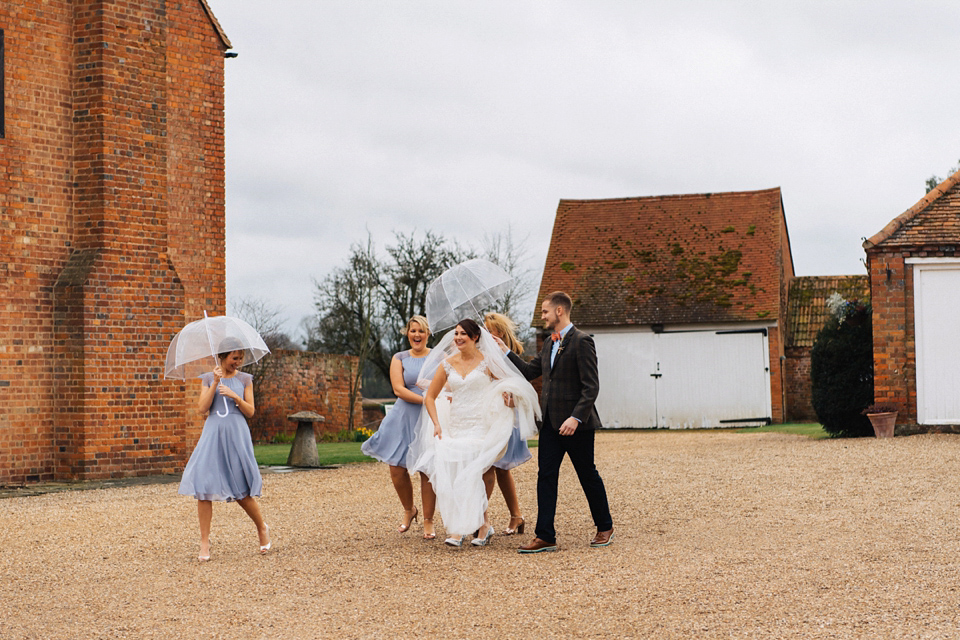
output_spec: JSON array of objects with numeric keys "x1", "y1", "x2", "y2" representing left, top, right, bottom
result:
[{"x1": 4, "y1": 430, "x2": 960, "y2": 638}]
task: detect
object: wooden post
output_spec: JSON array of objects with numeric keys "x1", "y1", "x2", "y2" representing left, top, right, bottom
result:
[{"x1": 286, "y1": 411, "x2": 325, "y2": 467}]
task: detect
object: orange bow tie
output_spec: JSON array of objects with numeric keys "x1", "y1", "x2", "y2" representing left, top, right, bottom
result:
[{"x1": 551, "y1": 332, "x2": 562, "y2": 342}]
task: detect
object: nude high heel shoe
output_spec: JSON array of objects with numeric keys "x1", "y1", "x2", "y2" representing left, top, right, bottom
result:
[
  {"x1": 398, "y1": 507, "x2": 419, "y2": 534},
  {"x1": 259, "y1": 524, "x2": 271, "y2": 554},
  {"x1": 504, "y1": 516, "x2": 525, "y2": 535},
  {"x1": 422, "y1": 518, "x2": 436, "y2": 540}
]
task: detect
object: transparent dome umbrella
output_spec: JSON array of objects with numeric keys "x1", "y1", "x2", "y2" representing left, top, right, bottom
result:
[
  {"x1": 425, "y1": 258, "x2": 514, "y2": 333},
  {"x1": 164, "y1": 311, "x2": 271, "y2": 381}
]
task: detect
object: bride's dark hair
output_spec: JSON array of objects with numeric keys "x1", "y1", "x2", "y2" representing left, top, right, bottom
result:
[{"x1": 456, "y1": 318, "x2": 482, "y2": 343}]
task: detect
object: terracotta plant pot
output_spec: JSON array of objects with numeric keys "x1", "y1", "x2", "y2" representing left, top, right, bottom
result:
[{"x1": 866, "y1": 411, "x2": 897, "y2": 438}]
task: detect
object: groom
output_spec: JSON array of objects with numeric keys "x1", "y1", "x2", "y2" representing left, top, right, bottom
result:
[{"x1": 507, "y1": 291, "x2": 613, "y2": 553}]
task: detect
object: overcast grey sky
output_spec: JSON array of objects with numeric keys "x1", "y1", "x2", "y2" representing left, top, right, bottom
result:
[{"x1": 206, "y1": 0, "x2": 960, "y2": 336}]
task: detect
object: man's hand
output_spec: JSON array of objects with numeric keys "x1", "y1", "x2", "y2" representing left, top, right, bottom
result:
[{"x1": 559, "y1": 417, "x2": 579, "y2": 436}]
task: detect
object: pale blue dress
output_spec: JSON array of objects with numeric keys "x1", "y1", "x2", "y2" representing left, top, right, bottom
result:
[
  {"x1": 178, "y1": 372, "x2": 262, "y2": 502},
  {"x1": 361, "y1": 350, "x2": 426, "y2": 468},
  {"x1": 493, "y1": 412, "x2": 532, "y2": 470}
]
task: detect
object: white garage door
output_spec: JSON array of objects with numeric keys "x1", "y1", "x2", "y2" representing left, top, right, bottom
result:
[
  {"x1": 592, "y1": 328, "x2": 772, "y2": 429},
  {"x1": 913, "y1": 263, "x2": 960, "y2": 424}
]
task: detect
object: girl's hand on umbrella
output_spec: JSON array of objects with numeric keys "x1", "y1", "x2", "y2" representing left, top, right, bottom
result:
[
  {"x1": 213, "y1": 365, "x2": 224, "y2": 380},
  {"x1": 218, "y1": 382, "x2": 240, "y2": 402}
]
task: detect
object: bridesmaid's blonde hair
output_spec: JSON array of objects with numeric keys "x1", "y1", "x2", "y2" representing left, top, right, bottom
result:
[
  {"x1": 406, "y1": 315, "x2": 430, "y2": 336},
  {"x1": 484, "y1": 312, "x2": 523, "y2": 355}
]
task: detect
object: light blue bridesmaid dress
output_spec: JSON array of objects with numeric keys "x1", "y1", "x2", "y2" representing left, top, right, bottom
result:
[
  {"x1": 178, "y1": 371, "x2": 262, "y2": 502},
  {"x1": 361, "y1": 350, "x2": 427, "y2": 468}
]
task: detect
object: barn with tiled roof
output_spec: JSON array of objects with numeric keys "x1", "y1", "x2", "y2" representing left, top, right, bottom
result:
[
  {"x1": 864, "y1": 170, "x2": 960, "y2": 433},
  {"x1": 534, "y1": 187, "x2": 795, "y2": 428}
]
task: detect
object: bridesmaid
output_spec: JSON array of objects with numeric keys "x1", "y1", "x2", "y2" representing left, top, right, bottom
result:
[
  {"x1": 361, "y1": 316, "x2": 438, "y2": 539},
  {"x1": 484, "y1": 312, "x2": 532, "y2": 536},
  {"x1": 178, "y1": 339, "x2": 271, "y2": 562}
]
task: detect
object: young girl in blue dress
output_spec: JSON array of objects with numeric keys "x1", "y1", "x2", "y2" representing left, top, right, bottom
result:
[{"x1": 179, "y1": 341, "x2": 271, "y2": 561}]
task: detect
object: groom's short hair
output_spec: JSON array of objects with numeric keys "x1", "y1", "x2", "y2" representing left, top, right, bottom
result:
[{"x1": 545, "y1": 291, "x2": 572, "y2": 314}]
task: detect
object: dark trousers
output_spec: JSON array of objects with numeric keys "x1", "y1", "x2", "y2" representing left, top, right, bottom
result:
[{"x1": 534, "y1": 425, "x2": 613, "y2": 544}]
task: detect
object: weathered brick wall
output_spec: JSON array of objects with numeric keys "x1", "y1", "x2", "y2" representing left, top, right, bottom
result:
[
  {"x1": 0, "y1": 1, "x2": 74, "y2": 483},
  {"x1": 0, "y1": 1, "x2": 228, "y2": 484},
  {"x1": 784, "y1": 346, "x2": 816, "y2": 422},
  {"x1": 251, "y1": 351, "x2": 362, "y2": 443},
  {"x1": 767, "y1": 326, "x2": 785, "y2": 424},
  {"x1": 166, "y1": 0, "x2": 228, "y2": 454},
  {"x1": 867, "y1": 249, "x2": 915, "y2": 430}
]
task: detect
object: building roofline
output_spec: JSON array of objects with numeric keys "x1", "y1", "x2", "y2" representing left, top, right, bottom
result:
[
  {"x1": 557, "y1": 186, "x2": 782, "y2": 206},
  {"x1": 199, "y1": 0, "x2": 232, "y2": 49},
  {"x1": 863, "y1": 169, "x2": 960, "y2": 250}
]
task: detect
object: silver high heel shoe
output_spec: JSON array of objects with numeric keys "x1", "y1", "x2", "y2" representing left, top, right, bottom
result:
[
  {"x1": 444, "y1": 535, "x2": 464, "y2": 547},
  {"x1": 471, "y1": 525, "x2": 494, "y2": 547}
]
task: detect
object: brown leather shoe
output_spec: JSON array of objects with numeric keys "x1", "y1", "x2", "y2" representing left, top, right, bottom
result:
[
  {"x1": 517, "y1": 537, "x2": 558, "y2": 554},
  {"x1": 590, "y1": 528, "x2": 614, "y2": 547}
]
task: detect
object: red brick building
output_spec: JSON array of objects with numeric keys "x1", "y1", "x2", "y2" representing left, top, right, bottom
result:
[
  {"x1": 864, "y1": 171, "x2": 960, "y2": 433},
  {"x1": 0, "y1": 1, "x2": 231, "y2": 483},
  {"x1": 536, "y1": 188, "x2": 794, "y2": 428}
]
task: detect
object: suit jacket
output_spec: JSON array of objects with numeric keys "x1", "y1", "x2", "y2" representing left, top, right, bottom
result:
[{"x1": 508, "y1": 326, "x2": 602, "y2": 431}]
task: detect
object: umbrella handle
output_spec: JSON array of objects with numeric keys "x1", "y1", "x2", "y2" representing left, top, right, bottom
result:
[{"x1": 216, "y1": 396, "x2": 230, "y2": 417}]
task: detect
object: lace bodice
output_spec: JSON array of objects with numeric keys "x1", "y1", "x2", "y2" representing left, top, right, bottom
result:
[{"x1": 443, "y1": 358, "x2": 493, "y2": 438}]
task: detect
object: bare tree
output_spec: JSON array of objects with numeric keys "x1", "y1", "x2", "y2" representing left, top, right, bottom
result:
[
  {"x1": 375, "y1": 230, "x2": 470, "y2": 373},
  {"x1": 309, "y1": 236, "x2": 381, "y2": 430},
  {"x1": 482, "y1": 226, "x2": 542, "y2": 345},
  {"x1": 229, "y1": 296, "x2": 296, "y2": 440}
]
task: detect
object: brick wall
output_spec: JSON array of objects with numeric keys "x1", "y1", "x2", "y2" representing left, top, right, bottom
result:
[
  {"x1": 784, "y1": 346, "x2": 816, "y2": 421},
  {"x1": 867, "y1": 249, "x2": 916, "y2": 430},
  {"x1": 0, "y1": 1, "x2": 228, "y2": 484},
  {"x1": 767, "y1": 326, "x2": 785, "y2": 424},
  {"x1": 250, "y1": 351, "x2": 362, "y2": 443},
  {"x1": 0, "y1": 1, "x2": 74, "y2": 483}
]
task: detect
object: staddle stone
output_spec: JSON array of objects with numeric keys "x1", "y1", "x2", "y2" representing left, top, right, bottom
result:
[{"x1": 286, "y1": 411, "x2": 325, "y2": 467}]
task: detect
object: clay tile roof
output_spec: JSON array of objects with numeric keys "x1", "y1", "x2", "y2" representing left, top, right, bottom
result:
[
  {"x1": 536, "y1": 187, "x2": 792, "y2": 326},
  {"x1": 198, "y1": 0, "x2": 232, "y2": 49},
  {"x1": 784, "y1": 275, "x2": 870, "y2": 348},
  {"x1": 864, "y1": 168, "x2": 960, "y2": 249}
]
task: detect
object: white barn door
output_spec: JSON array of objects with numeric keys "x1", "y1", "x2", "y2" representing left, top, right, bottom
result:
[
  {"x1": 655, "y1": 331, "x2": 771, "y2": 428},
  {"x1": 592, "y1": 328, "x2": 772, "y2": 429},
  {"x1": 913, "y1": 263, "x2": 960, "y2": 424},
  {"x1": 592, "y1": 332, "x2": 658, "y2": 428}
]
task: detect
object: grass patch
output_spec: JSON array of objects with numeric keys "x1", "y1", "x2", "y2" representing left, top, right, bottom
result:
[
  {"x1": 257, "y1": 438, "x2": 539, "y2": 467},
  {"x1": 254, "y1": 442, "x2": 371, "y2": 466},
  {"x1": 736, "y1": 423, "x2": 828, "y2": 439}
]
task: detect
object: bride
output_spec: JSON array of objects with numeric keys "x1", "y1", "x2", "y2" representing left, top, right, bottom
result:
[{"x1": 407, "y1": 318, "x2": 540, "y2": 548}]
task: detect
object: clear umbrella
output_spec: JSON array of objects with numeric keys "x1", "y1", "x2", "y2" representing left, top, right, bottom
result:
[
  {"x1": 425, "y1": 258, "x2": 514, "y2": 332},
  {"x1": 164, "y1": 311, "x2": 271, "y2": 380}
]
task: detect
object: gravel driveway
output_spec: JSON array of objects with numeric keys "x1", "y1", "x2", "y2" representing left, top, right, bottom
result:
[{"x1": 3, "y1": 430, "x2": 960, "y2": 638}]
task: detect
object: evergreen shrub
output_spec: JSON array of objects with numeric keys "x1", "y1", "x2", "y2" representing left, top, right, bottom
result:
[{"x1": 811, "y1": 297, "x2": 874, "y2": 437}]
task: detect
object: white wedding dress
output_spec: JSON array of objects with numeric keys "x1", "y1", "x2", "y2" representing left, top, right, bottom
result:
[{"x1": 407, "y1": 330, "x2": 540, "y2": 536}]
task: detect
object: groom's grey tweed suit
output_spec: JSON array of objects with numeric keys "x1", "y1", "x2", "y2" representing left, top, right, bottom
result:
[{"x1": 508, "y1": 327, "x2": 612, "y2": 544}]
